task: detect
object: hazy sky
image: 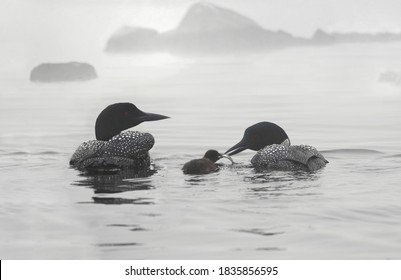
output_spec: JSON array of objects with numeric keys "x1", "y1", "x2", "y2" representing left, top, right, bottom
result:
[{"x1": 1, "y1": 0, "x2": 401, "y2": 66}]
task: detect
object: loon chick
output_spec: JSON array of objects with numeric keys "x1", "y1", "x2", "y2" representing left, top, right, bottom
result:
[
  {"x1": 182, "y1": 150, "x2": 233, "y2": 175},
  {"x1": 225, "y1": 122, "x2": 328, "y2": 171},
  {"x1": 70, "y1": 103, "x2": 169, "y2": 173}
]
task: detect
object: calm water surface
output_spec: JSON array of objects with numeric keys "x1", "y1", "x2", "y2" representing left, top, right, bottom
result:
[{"x1": 1, "y1": 43, "x2": 401, "y2": 259}]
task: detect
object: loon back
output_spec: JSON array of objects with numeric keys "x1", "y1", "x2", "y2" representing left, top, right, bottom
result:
[
  {"x1": 69, "y1": 139, "x2": 105, "y2": 166},
  {"x1": 70, "y1": 131, "x2": 155, "y2": 172},
  {"x1": 99, "y1": 131, "x2": 154, "y2": 158},
  {"x1": 251, "y1": 144, "x2": 328, "y2": 171}
]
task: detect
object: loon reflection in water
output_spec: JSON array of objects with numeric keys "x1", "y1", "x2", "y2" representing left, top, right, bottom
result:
[
  {"x1": 70, "y1": 103, "x2": 169, "y2": 173},
  {"x1": 182, "y1": 150, "x2": 234, "y2": 175},
  {"x1": 226, "y1": 122, "x2": 328, "y2": 171}
]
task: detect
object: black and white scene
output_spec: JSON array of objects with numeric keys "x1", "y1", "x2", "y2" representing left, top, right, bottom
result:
[{"x1": 1, "y1": 0, "x2": 401, "y2": 259}]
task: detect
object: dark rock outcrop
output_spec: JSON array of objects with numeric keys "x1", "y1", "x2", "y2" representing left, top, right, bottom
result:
[{"x1": 30, "y1": 62, "x2": 97, "y2": 82}]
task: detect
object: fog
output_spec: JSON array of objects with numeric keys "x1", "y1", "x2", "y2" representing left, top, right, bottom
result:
[
  {"x1": 1, "y1": 0, "x2": 401, "y2": 67},
  {"x1": 2, "y1": 0, "x2": 401, "y2": 262}
]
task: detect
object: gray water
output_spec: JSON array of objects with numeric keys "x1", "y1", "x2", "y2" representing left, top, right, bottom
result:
[{"x1": 1, "y1": 43, "x2": 401, "y2": 259}]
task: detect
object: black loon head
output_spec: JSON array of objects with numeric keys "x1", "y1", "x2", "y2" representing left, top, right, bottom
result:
[
  {"x1": 203, "y1": 149, "x2": 233, "y2": 163},
  {"x1": 95, "y1": 103, "x2": 169, "y2": 141},
  {"x1": 225, "y1": 122, "x2": 290, "y2": 156}
]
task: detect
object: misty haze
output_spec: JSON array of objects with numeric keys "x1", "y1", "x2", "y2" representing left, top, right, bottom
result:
[{"x1": 1, "y1": 0, "x2": 401, "y2": 260}]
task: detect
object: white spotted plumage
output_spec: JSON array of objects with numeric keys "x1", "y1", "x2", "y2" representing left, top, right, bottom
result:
[
  {"x1": 70, "y1": 131, "x2": 155, "y2": 171},
  {"x1": 251, "y1": 144, "x2": 328, "y2": 171}
]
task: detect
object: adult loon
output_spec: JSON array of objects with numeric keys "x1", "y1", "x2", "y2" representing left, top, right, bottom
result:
[
  {"x1": 70, "y1": 103, "x2": 169, "y2": 173},
  {"x1": 225, "y1": 122, "x2": 328, "y2": 171},
  {"x1": 182, "y1": 150, "x2": 233, "y2": 175}
]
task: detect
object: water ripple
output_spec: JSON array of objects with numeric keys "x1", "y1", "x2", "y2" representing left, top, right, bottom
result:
[
  {"x1": 77, "y1": 197, "x2": 154, "y2": 205},
  {"x1": 235, "y1": 228, "x2": 285, "y2": 237},
  {"x1": 97, "y1": 242, "x2": 142, "y2": 247},
  {"x1": 255, "y1": 247, "x2": 285, "y2": 251},
  {"x1": 91, "y1": 197, "x2": 154, "y2": 205},
  {"x1": 107, "y1": 224, "x2": 148, "y2": 231},
  {"x1": 244, "y1": 170, "x2": 320, "y2": 184},
  {"x1": 1, "y1": 150, "x2": 60, "y2": 156},
  {"x1": 321, "y1": 149, "x2": 384, "y2": 155},
  {"x1": 72, "y1": 173, "x2": 155, "y2": 194}
]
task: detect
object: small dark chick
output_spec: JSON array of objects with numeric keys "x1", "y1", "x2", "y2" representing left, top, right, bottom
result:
[{"x1": 182, "y1": 150, "x2": 233, "y2": 175}]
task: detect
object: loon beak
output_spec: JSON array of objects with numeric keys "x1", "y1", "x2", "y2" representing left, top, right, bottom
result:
[
  {"x1": 220, "y1": 154, "x2": 234, "y2": 164},
  {"x1": 225, "y1": 139, "x2": 248, "y2": 156},
  {"x1": 140, "y1": 112, "x2": 170, "y2": 122}
]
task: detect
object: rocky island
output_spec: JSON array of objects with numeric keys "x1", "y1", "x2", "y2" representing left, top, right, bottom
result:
[
  {"x1": 105, "y1": 26, "x2": 160, "y2": 53},
  {"x1": 105, "y1": 2, "x2": 401, "y2": 55},
  {"x1": 30, "y1": 62, "x2": 97, "y2": 82},
  {"x1": 105, "y1": 2, "x2": 302, "y2": 54}
]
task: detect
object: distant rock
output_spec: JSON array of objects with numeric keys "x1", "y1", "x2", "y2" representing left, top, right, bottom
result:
[
  {"x1": 379, "y1": 70, "x2": 401, "y2": 86},
  {"x1": 30, "y1": 62, "x2": 97, "y2": 82},
  {"x1": 333, "y1": 31, "x2": 401, "y2": 43},
  {"x1": 174, "y1": 2, "x2": 265, "y2": 33},
  {"x1": 105, "y1": 2, "x2": 300, "y2": 54},
  {"x1": 105, "y1": 26, "x2": 160, "y2": 53},
  {"x1": 311, "y1": 29, "x2": 337, "y2": 45},
  {"x1": 161, "y1": 2, "x2": 299, "y2": 54},
  {"x1": 311, "y1": 29, "x2": 401, "y2": 45},
  {"x1": 104, "y1": 1, "x2": 401, "y2": 55}
]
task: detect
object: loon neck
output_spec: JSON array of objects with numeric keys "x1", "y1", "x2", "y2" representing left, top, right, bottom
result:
[{"x1": 281, "y1": 138, "x2": 291, "y2": 147}]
